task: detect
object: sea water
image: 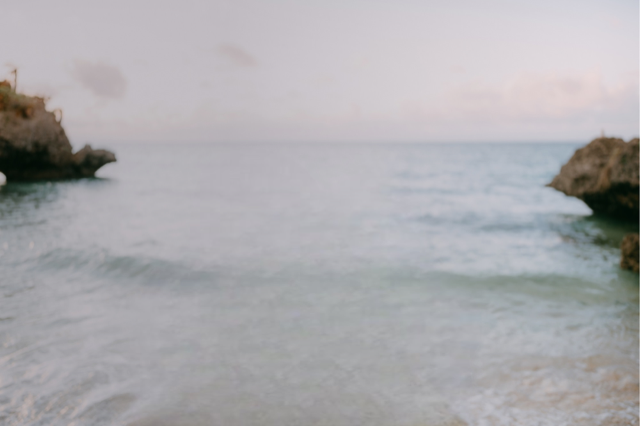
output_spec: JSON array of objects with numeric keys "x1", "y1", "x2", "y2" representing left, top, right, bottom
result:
[{"x1": 0, "y1": 142, "x2": 637, "y2": 426}]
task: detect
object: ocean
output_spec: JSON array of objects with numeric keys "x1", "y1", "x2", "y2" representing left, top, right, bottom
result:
[{"x1": 0, "y1": 142, "x2": 637, "y2": 426}]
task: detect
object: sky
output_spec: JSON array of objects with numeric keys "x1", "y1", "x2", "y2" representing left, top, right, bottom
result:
[{"x1": 1, "y1": 0, "x2": 638, "y2": 144}]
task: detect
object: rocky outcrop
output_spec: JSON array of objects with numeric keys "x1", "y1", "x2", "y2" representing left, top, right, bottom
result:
[
  {"x1": 0, "y1": 81, "x2": 115, "y2": 181},
  {"x1": 620, "y1": 233, "x2": 639, "y2": 273},
  {"x1": 548, "y1": 137, "x2": 638, "y2": 221}
]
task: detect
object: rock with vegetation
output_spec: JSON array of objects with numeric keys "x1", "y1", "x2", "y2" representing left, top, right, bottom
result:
[
  {"x1": 620, "y1": 233, "x2": 639, "y2": 273},
  {"x1": 548, "y1": 137, "x2": 639, "y2": 221},
  {"x1": 0, "y1": 81, "x2": 115, "y2": 181}
]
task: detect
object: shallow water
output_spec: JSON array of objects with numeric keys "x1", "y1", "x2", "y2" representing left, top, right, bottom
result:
[{"x1": 0, "y1": 142, "x2": 637, "y2": 426}]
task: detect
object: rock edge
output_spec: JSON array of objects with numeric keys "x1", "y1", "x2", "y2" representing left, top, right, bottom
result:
[
  {"x1": 548, "y1": 137, "x2": 638, "y2": 221},
  {"x1": 0, "y1": 81, "x2": 115, "y2": 181},
  {"x1": 620, "y1": 233, "x2": 639, "y2": 273}
]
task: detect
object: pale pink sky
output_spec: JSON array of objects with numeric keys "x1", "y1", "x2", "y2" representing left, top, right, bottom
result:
[{"x1": 2, "y1": 0, "x2": 638, "y2": 143}]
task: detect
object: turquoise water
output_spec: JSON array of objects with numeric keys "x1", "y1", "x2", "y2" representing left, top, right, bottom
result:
[{"x1": 0, "y1": 143, "x2": 637, "y2": 425}]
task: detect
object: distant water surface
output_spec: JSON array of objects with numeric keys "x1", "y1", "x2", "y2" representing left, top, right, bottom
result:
[{"x1": 0, "y1": 142, "x2": 637, "y2": 426}]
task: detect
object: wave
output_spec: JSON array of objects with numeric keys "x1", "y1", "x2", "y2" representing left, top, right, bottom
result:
[{"x1": 34, "y1": 248, "x2": 219, "y2": 287}]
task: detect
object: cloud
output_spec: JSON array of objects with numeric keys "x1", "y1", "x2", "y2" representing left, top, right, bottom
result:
[
  {"x1": 444, "y1": 71, "x2": 638, "y2": 122},
  {"x1": 216, "y1": 44, "x2": 258, "y2": 67},
  {"x1": 72, "y1": 60, "x2": 127, "y2": 99}
]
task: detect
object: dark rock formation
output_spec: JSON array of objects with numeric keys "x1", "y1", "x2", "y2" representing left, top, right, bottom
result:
[
  {"x1": 548, "y1": 137, "x2": 639, "y2": 221},
  {"x1": 620, "y1": 233, "x2": 639, "y2": 273},
  {"x1": 0, "y1": 81, "x2": 115, "y2": 181}
]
